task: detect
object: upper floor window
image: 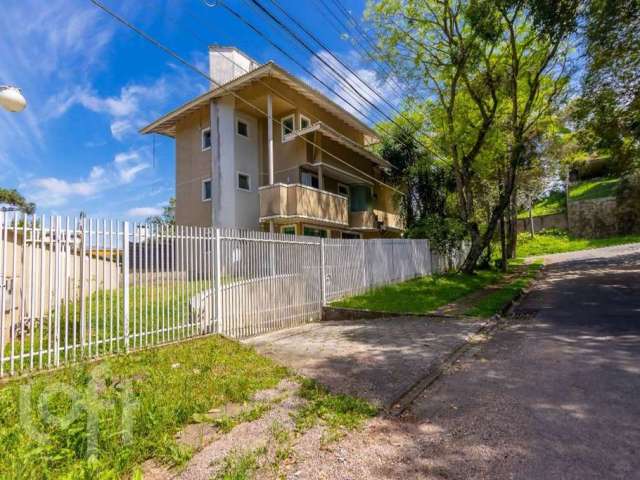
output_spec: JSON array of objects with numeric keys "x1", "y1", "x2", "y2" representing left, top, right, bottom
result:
[
  {"x1": 202, "y1": 128, "x2": 211, "y2": 151},
  {"x1": 281, "y1": 114, "x2": 295, "y2": 141},
  {"x1": 202, "y1": 179, "x2": 212, "y2": 201},
  {"x1": 237, "y1": 172, "x2": 251, "y2": 191},
  {"x1": 236, "y1": 119, "x2": 249, "y2": 138},
  {"x1": 301, "y1": 171, "x2": 319, "y2": 189},
  {"x1": 300, "y1": 114, "x2": 311, "y2": 130},
  {"x1": 337, "y1": 183, "x2": 350, "y2": 197}
]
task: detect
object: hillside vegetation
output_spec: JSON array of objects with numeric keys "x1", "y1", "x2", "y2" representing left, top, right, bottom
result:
[{"x1": 519, "y1": 177, "x2": 620, "y2": 219}]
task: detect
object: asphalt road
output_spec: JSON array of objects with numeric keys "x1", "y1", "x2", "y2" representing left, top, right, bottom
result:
[{"x1": 407, "y1": 243, "x2": 640, "y2": 479}]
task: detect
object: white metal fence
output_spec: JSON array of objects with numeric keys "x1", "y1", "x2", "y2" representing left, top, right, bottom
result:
[{"x1": 0, "y1": 213, "x2": 466, "y2": 377}]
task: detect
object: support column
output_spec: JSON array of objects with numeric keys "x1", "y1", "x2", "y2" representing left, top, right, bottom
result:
[
  {"x1": 318, "y1": 164, "x2": 324, "y2": 190},
  {"x1": 267, "y1": 94, "x2": 275, "y2": 234},
  {"x1": 267, "y1": 94, "x2": 274, "y2": 185}
]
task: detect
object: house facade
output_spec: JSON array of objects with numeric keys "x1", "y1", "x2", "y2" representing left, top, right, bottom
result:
[{"x1": 142, "y1": 47, "x2": 404, "y2": 238}]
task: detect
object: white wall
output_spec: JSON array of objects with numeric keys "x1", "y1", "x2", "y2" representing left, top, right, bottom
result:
[{"x1": 234, "y1": 112, "x2": 260, "y2": 230}]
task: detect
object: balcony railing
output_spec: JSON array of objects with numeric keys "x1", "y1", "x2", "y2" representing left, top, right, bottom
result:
[
  {"x1": 349, "y1": 209, "x2": 404, "y2": 231},
  {"x1": 259, "y1": 184, "x2": 349, "y2": 227}
]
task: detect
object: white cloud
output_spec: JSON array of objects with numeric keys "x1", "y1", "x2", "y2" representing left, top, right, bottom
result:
[
  {"x1": 306, "y1": 50, "x2": 397, "y2": 122},
  {"x1": 127, "y1": 207, "x2": 163, "y2": 218},
  {"x1": 26, "y1": 148, "x2": 151, "y2": 207}
]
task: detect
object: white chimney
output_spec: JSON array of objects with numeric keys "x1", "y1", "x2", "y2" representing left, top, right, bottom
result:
[{"x1": 208, "y1": 46, "x2": 260, "y2": 88}]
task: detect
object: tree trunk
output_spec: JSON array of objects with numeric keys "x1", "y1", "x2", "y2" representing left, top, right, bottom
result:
[
  {"x1": 506, "y1": 187, "x2": 518, "y2": 259},
  {"x1": 500, "y1": 214, "x2": 508, "y2": 272},
  {"x1": 528, "y1": 195, "x2": 535, "y2": 238}
]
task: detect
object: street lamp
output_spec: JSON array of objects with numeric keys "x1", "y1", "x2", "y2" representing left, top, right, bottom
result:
[{"x1": 0, "y1": 85, "x2": 27, "y2": 112}]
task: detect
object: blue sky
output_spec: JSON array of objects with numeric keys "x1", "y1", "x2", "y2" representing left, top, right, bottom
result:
[{"x1": 0, "y1": 0, "x2": 394, "y2": 220}]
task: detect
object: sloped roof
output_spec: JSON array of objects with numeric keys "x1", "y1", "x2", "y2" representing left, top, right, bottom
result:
[{"x1": 140, "y1": 62, "x2": 379, "y2": 142}]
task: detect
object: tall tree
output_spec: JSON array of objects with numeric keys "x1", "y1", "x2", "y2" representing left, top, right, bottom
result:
[
  {"x1": 574, "y1": 0, "x2": 640, "y2": 173},
  {"x1": 367, "y1": 0, "x2": 576, "y2": 272}
]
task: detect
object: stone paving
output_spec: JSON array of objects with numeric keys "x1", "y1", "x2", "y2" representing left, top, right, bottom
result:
[{"x1": 244, "y1": 316, "x2": 488, "y2": 408}]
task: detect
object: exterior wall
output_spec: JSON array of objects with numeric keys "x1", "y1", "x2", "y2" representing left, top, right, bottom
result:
[
  {"x1": 0, "y1": 232, "x2": 120, "y2": 349},
  {"x1": 175, "y1": 108, "x2": 212, "y2": 227},
  {"x1": 173, "y1": 77, "x2": 401, "y2": 237},
  {"x1": 516, "y1": 212, "x2": 568, "y2": 234},
  {"x1": 233, "y1": 111, "x2": 260, "y2": 230},
  {"x1": 568, "y1": 197, "x2": 619, "y2": 238},
  {"x1": 516, "y1": 197, "x2": 621, "y2": 238}
]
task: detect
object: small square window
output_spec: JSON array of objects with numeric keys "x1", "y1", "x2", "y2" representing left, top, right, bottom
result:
[
  {"x1": 237, "y1": 172, "x2": 251, "y2": 191},
  {"x1": 300, "y1": 114, "x2": 311, "y2": 130},
  {"x1": 281, "y1": 225, "x2": 296, "y2": 235},
  {"x1": 202, "y1": 128, "x2": 211, "y2": 151},
  {"x1": 202, "y1": 179, "x2": 212, "y2": 201},
  {"x1": 237, "y1": 120, "x2": 248, "y2": 137},
  {"x1": 281, "y1": 114, "x2": 295, "y2": 140}
]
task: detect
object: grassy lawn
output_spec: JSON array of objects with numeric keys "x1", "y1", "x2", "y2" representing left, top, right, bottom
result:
[
  {"x1": 465, "y1": 261, "x2": 543, "y2": 317},
  {"x1": 0, "y1": 335, "x2": 289, "y2": 479},
  {"x1": 569, "y1": 177, "x2": 619, "y2": 201},
  {"x1": 517, "y1": 230, "x2": 640, "y2": 258},
  {"x1": 517, "y1": 190, "x2": 565, "y2": 219},
  {"x1": 4, "y1": 281, "x2": 211, "y2": 369},
  {"x1": 331, "y1": 269, "x2": 502, "y2": 314}
]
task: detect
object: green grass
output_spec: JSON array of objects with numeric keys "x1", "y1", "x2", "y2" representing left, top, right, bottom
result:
[
  {"x1": 331, "y1": 270, "x2": 502, "y2": 314},
  {"x1": 516, "y1": 229, "x2": 640, "y2": 258},
  {"x1": 465, "y1": 261, "x2": 543, "y2": 317},
  {"x1": 569, "y1": 177, "x2": 620, "y2": 201},
  {"x1": 4, "y1": 281, "x2": 211, "y2": 369},
  {"x1": 214, "y1": 447, "x2": 267, "y2": 480},
  {"x1": 293, "y1": 379, "x2": 377, "y2": 443},
  {"x1": 517, "y1": 190, "x2": 566, "y2": 219},
  {"x1": 0, "y1": 335, "x2": 289, "y2": 479}
]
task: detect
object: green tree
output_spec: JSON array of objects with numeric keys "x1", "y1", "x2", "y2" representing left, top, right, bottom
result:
[
  {"x1": 0, "y1": 188, "x2": 35, "y2": 214},
  {"x1": 574, "y1": 0, "x2": 640, "y2": 173},
  {"x1": 146, "y1": 197, "x2": 176, "y2": 225},
  {"x1": 367, "y1": 0, "x2": 577, "y2": 272}
]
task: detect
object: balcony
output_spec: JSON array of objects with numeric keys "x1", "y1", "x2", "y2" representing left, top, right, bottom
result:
[
  {"x1": 350, "y1": 209, "x2": 404, "y2": 232},
  {"x1": 259, "y1": 183, "x2": 349, "y2": 227}
]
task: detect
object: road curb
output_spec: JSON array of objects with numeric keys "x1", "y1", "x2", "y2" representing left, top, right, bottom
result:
[{"x1": 386, "y1": 317, "x2": 500, "y2": 417}]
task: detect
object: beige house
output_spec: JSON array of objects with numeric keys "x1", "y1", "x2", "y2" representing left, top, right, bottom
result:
[{"x1": 141, "y1": 47, "x2": 404, "y2": 239}]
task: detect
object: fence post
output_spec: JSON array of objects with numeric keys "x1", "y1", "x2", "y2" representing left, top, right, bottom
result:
[
  {"x1": 320, "y1": 238, "x2": 326, "y2": 306},
  {"x1": 361, "y1": 239, "x2": 367, "y2": 293},
  {"x1": 214, "y1": 228, "x2": 222, "y2": 334},
  {"x1": 122, "y1": 221, "x2": 130, "y2": 351}
]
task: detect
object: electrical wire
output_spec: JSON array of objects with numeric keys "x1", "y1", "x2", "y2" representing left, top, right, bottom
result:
[{"x1": 89, "y1": 0, "x2": 404, "y2": 194}]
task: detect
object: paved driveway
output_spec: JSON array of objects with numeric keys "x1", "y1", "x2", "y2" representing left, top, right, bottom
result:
[
  {"x1": 281, "y1": 244, "x2": 640, "y2": 480},
  {"x1": 244, "y1": 316, "x2": 487, "y2": 408}
]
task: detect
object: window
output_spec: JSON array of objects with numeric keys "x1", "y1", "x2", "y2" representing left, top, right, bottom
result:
[
  {"x1": 202, "y1": 179, "x2": 212, "y2": 201},
  {"x1": 281, "y1": 225, "x2": 296, "y2": 235},
  {"x1": 303, "y1": 226, "x2": 327, "y2": 238},
  {"x1": 236, "y1": 119, "x2": 249, "y2": 137},
  {"x1": 341, "y1": 232, "x2": 361, "y2": 240},
  {"x1": 301, "y1": 171, "x2": 319, "y2": 189},
  {"x1": 281, "y1": 114, "x2": 295, "y2": 140},
  {"x1": 237, "y1": 172, "x2": 251, "y2": 191},
  {"x1": 337, "y1": 183, "x2": 350, "y2": 197},
  {"x1": 202, "y1": 128, "x2": 211, "y2": 151},
  {"x1": 300, "y1": 114, "x2": 311, "y2": 130}
]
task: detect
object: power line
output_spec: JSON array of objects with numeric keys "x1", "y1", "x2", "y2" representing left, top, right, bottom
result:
[
  {"x1": 262, "y1": 0, "x2": 416, "y2": 135},
  {"x1": 313, "y1": 0, "x2": 404, "y2": 93},
  {"x1": 226, "y1": 0, "x2": 448, "y2": 162},
  {"x1": 88, "y1": 0, "x2": 403, "y2": 194}
]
